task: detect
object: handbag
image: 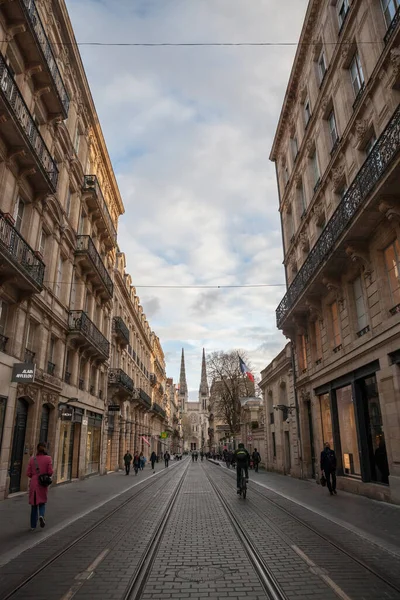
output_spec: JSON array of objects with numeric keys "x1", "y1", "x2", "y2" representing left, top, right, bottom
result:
[
  {"x1": 320, "y1": 474, "x2": 327, "y2": 487},
  {"x1": 34, "y1": 456, "x2": 52, "y2": 487}
]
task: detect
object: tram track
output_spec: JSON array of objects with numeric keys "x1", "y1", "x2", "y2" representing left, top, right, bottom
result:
[
  {"x1": 1, "y1": 460, "x2": 188, "y2": 600},
  {"x1": 209, "y1": 461, "x2": 400, "y2": 599}
]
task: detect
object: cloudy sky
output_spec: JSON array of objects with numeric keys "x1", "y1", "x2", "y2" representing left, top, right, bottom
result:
[{"x1": 66, "y1": 0, "x2": 308, "y2": 397}]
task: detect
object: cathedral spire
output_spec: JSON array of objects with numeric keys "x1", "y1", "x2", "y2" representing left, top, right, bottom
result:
[
  {"x1": 179, "y1": 348, "x2": 188, "y2": 399},
  {"x1": 199, "y1": 348, "x2": 209, "y2": 397}
]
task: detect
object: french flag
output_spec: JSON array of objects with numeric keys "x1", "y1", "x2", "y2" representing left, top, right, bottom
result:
[{"x1": 239, "y1": 356, "x2": 254, "y2": 382}]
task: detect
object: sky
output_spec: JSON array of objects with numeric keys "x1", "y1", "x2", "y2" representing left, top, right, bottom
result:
[{"x1": 66, "y1": 0, "x2": 309, "y2": 399}]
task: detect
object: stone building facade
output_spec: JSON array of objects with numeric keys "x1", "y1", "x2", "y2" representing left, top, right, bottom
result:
[
  {"x1": 270, "y1": 0, "x2": 400, "y2": 503},
  {"x1": 0, "y1": 0, "x2": 168, "y2": 498}
]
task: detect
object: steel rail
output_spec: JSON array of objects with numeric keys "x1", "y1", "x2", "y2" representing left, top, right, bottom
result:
[
  {"x1": 2, "y1": 460, "x2": 187, "y2": 600},
  {"x1": 210, "y1": 462, "x2": 400, "y2": 596},
  {"x1": 203, "y1": 465, "x2": 288, "y2": 600}
]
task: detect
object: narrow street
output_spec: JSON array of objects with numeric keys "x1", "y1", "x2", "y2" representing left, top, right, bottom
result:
[{"x1": 0, "y1": 460, "x2": 399, "y2": 600}]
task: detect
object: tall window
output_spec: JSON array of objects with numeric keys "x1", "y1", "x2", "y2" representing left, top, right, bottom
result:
[
  {"x1": 55, "y1": 256, "x2": 63, "y2": 298},
  {"x1": 353, "y1": 277, "x2": 368, "y2": 332},
  {"x1": 65, "y1": 189, "x2": 71, "y2": 216},
  {"x1": 314, "y1": 319, "x2": 323, "y2": 361},
  {"x1": 365, "y1": 134, "x2": 377, "y2": 156},
  {"x1": 298, "y1": 334, "x2": 308, "y2": 372},
  {"x1": 298, "y1": 182, "x2": 307, "y2": 215},
  {"x1": 350, "y1": 52, "x2": 364, "y2": 97},
  {"x1": 337, "y1": 0, "x2": 350, "y2": 29},
  {"x1": 384, "y1": 240, "x2": 400, "y2": 307},
  {"x1": 311, "y1": 151, "x2": 320, "y2": 187},
  {"x1": 74, "y1": 127, "x2": 80, "y2": 154},
  {"x1": 272, "y1": 432, "x2": 277, "y2": 457},
  {"x1": 318, "y1": 49, "x2": 327, "y2": 84},
  {"x1": 14, "y1": 198, "x2": 25, "y2": 232},
  {"x1": 0, "y1": 300, "x2": 8, "y2": 337},
  {"x1": 328, "y1": 110, "x2": 339, "y2": 149},
  {"x1": 381, "y1": 0, "x2": 399, "y2": 28},
  {"x1": 304, "y1": 97, "x2": 312, "y2": 126},
  {"x1": 331, "y1": 301, "x2": 341, "y2": 348},
  {"x1": 291, "y1": 136, "x2": 299, "y2": 162}
]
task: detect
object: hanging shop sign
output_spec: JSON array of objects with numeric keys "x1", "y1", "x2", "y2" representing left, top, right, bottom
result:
[
  {"x1": 107, "y1": 404, "x2": 120, "y2": 412},
  {"x1": 59, "y1": 405, "x2": 74, "y2": 421},
  {"x1": 11, "y1": 363, "x2": 36, "y2": 383},
  {"x1": 160, "y1": 432, "x2": 168, "y2": 439}
]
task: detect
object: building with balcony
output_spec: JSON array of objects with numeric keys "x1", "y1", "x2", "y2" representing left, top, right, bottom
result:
[
  {"x1": 0, "y1": 0, "x2": 124, "y2": 498},
  {"x1": 270, "y1": 0, "x2": 400, "y2": 503}
]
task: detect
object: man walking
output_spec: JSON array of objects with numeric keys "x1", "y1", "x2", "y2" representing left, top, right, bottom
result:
[
  {"x1": 320, "y1": 442, "x2": 337, "y2": 495},
  {"x1": 150, "y1": 450, "x2": 157, "y2": 473},
  {"x1": 123, "y1": 450, "x2": 132, "y2": 475},
  {"x1": 164, "y1": 450, "x2": 170, "y2": 467},
  {"x1": 252, "y1": 448, "x2": 261, "y2": 473}
]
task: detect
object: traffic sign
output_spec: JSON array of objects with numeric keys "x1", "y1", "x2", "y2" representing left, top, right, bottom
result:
[{"x1": 247, "y1": 435, "x2": 253, "y2": 442}]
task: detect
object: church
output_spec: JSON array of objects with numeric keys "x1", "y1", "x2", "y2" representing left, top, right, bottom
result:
[{"x1": 179, "y1": 349, "x2": 209, "y2": 452}]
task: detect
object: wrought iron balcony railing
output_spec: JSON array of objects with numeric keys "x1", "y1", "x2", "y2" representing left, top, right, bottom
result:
[
  {"x1": 152, "y1": 402, "x2": 166, "y2": 419},
  {"x1": 0, "y1": 212, "x2": 45, "y2": 289},
  {"x1": 20, "y1": 0, "x2": 69, "y2": 116},
  {"x1": 139, "y1": 388, "x2": 152, "y2": 410},
  {"x1": 75, "y1": 235, "x2": 113, "y2": 298},
  {"x1": 0, "y1": 54, "x2": 58, "y2": 190},
  {"x1": 108, "y1": 368, "x2": 134, "y2": 393},
  {"x1": 384, "y1": 5, "x2": 400, "y2": 44},
  {"x1": 68, "y1": 310, "x2": 110, "y2": 359},
  {"x1": 83, "y1": 176, "x2": 117, "y2": 243},
  {"x1": 276, "y1": 104, "x2": 400, "y2": 329},
  {"x1": 112, "y1": 316, "x2": 129, "y2": 345}
]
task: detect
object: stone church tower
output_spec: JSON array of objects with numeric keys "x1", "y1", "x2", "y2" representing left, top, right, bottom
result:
[{"x1": 180, "y1": 348, "x2": 209, "y2": 451}]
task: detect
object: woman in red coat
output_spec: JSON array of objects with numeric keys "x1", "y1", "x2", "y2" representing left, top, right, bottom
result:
[{"x1": 26, "y1": 442, "x2": 53, "y2": 530}]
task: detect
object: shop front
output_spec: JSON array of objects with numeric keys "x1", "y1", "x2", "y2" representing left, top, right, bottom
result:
[
  {"x1": 57, "y1": 405, "x2": 83, "y2": 483},
  {"x1": 86, "y1": 411, "x2": 102, "y2": 475},
  {"x1": 315, "y1": 361, "x2": 389, "y2": 493}
]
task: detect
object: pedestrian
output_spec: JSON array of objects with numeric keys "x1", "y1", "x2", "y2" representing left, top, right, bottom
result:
[
  {"x1": 26, "y1": 442, "x2": 53, "y2": 531},
  {"x1": 150, "y1": 450, "x2": 157, "y2": 473},
  {"x1": 374, "y1": 439, "x2": 389, "y2": 484},
  {"x1": 139, "y1": 452, "x2": 146, "y2": 471},
  {"x1": 164, "y1": 451, "x2": 170, "y2": 467},
  {"x1": 200, "y1": 451, "x2": 204, "y2": 462},
  {"x1": 320, "y1": 442, "x2": 337, "y2": 495},
  {"x1": 192, "y1": 452, "x2": 195, "y2": 462},
  {"x1": 195, "y1": 451, "x2": 198, "y2": 462},
  {"x1": 133, "y1": 451, "x2": 140, "y2": 475},
  {"x1": 123, "y1": 450, "x2": 132, "y2": 475},
  {"x1": 252, "y1": 448, "x2": 261, "y2": 473}
]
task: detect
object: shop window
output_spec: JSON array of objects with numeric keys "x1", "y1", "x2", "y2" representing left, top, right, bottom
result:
[
  {"x1": 353, "y1": 277, "x2": 369, "y2": 334},
  {"x1": 336, "y1": 385, "x2": 361, "y2": 476},
  {"x1": 330, "y1": 301, "x2": 341, "y2": 349},
  {"x1": 384, "y1": 240, "x2": 400, "y2": 308},
  {"x1": 319, "y1": 394, "x2": 333, "y2": 447},
  {"x1": 381, "y1": 0, "x2": 399, "y2": 29},
  {"x1": 350, "y1": 52, "x2": 365, "y2": 97},
  {"x1": 362, "y1": 375, "x2": 389, "y2": 484}
]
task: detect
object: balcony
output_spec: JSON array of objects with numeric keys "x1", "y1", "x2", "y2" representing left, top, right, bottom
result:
[
  {"x1": 151, "y1": 402, "x2": 166, "y2": 420},
  {"x1": 82, "y1": 176, "x2": 117, "y2": 250},
  {"x1": 75, "y1": 236, "x2": 113, "y2": 300},
  {"x1": 0, "y1": 212, "x2": 45, "y2": 296},
  {"x1": 384, "y1": 5, "x2": 400, "y2": 45},
  {"x1": 150, "y1": 373, "x2": 157, "y2": 387},
  {"x1": 112, "y1": 316, "x2": 129, "y2": 347},
  {"x1": 108, "y1": 368, "x2": 134, "y2": 397},
  {"x1": 134, "y1": 388, "x2": 152, "y2": 410},
  {"x1": 1, "y1": 0, "x2": 69, "y2": 117},
  {"x1": 0, "y1": 53, "x2": 58, "y2": 192},
  {"x1": 276, "y1": 104, "x2": 400, "y2": 330},
  {"x1": 68, "y1": 311, "x2": 110, "y2": 361}
]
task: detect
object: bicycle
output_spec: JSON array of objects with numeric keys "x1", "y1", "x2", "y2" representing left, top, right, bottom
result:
[{"x1": 238, "y1": 466, "x2": 247, "y2": 499}]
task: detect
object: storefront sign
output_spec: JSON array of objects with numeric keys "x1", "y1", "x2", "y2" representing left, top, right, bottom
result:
[
  {"x1": 59, "y1": 405, "x2": 74, "y2": 421},
  {"x1": 160, "y1": 432, "x2": 168, "y2": 439},
  {"x1": 108, "y1": 404, "x2": 120, "y2": 412},
  {"x1": 11, "y1": 363, "x2": 35, "y2": 383}
]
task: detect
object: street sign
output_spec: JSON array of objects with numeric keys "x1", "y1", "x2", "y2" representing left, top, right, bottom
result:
[
  {"x1": 160, "y1": 432, "x2": 168, "y2": 439},
  {"x1": 11, "y1": 363, "x2": 35, "y2": 383},
  {"x1": 247, "y1": 435, "x2": 253, "y2": 442}
]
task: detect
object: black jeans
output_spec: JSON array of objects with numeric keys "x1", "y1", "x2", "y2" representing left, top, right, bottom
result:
[
  {"x1": 125, "y1": 463, "x2": 131, "y2": 475},
  {"x1": 254, "y1": 461, "x2": 259, "y2": 473},
  {"x1": 165, "y1": 459, "x2": 169, "y2": 467},
  {"x1": 236, "y1": 464, "x2": 249, "y2": 488},
  {"x1": 325, "y1": 469, "x2": 336, "y2": 493},
  {"x1": 151, "y1": 461, "x2": 156, "y2": 470}
]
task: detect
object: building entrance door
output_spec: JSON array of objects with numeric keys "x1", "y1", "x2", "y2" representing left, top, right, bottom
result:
[
  {"x1": 39, "y1": 404, "x2": 50, "y2": 446},
  {"x1": 9, "y1": 399, "x2": 28, "y2": 493}
]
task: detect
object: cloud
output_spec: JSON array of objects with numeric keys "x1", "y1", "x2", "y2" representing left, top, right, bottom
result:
[{"x1": 66, "y1": 0, "x2": 308, "y2": 392}]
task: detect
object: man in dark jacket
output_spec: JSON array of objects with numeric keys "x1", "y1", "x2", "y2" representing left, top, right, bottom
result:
[
  {"x1": 320, "y1": 442, "x2": 337, "y2": 495},
  {"x1": 252, "y1": 449, "x2": 261, "y2": 473},
  {"x1": 164, "y1": 451, "x2": 170, "y2": 468},
  {"x1": 123, "y1": 450, "x2": 132, "y2": 475},
  {"x1": 233, "y1": 443, "x2": 250, "y2": 493}
]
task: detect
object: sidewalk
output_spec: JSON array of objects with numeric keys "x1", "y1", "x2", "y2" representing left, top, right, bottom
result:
[
  {"x1": 0, "y1": 459, "x2": 179, "y2": 566},
  {"x1": 209, "y1": 460, "x2": 400, "y2": 557}
]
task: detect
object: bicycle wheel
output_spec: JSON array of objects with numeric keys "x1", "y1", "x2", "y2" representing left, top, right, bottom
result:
[{"x1": 243, "y1": 484, "x2": 247, "y2": 499}]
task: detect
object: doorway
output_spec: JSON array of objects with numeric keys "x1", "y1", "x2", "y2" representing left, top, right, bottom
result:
[
  {"x1": 9, "y1": 399, "x2": 28, "y2": 493},
  {"x1": 284, "y1": 431, "x2": 291, "y2": 474},
  {"x1": 39, "y1": 404, "x2": 50, "y2": 446}
]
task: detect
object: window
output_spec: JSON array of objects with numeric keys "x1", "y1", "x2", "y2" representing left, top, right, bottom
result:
[
  {"x1": 318, "y1": 50, "x2": 327, "y2": 84},
  {"x1": 328, "y1": 110, "x2": 339, "y2": 149},
  {"x1": 353, "y1": 277, "x2": 368, "y2": 332},
  {"x1": 331, "y1": 301, "x2": 341, "y2": 348},
  {"x1": 311, "y1": 151, "x2": 320, "y2": 187},
  {"x1": 14, "y1": 198, "x2": 24, "y2": 232},
  {"x1": 0, "y1": 300, "x2": 8, "y2": 336},
  {"x1": 270, "y1": 412, "x2": 275, "y2": 425},
  {"x1": 384, "y1": 240, "x2": 400, "y2": 307},
  {"x1": 55, "y1": 256, "x2": 63, "y2": 298},
  {"x1": 350, "y1": 52, "x2": 364, "y2": 97},
  {"x1": 365, "y1": 134, "x2": 376, "y2": 156},
  {"x1": 298, "y1": 182, "x2": 307, "y2": 215},
  {"x1": 272, "y1": 432, "x2": 277, "y2": 457},
  {"x1": 304, "y1": 97, "x2": 312, "y2": 126},
  {"x1": 48, "y1": 335, "x2": 55, "y2": 362},
  {"x1": 298, "y1": 334, "x2": 308, "y2": 372},
  {"x1": 26, "y1": 320, "x2": 37, "y2": 359},
  {"x1": 291, "y1": 136, "x2": 299, "y2": 161},
  {"x1": 65, "y1": 189, "x2": 71, "y2": 216},
  {"x1": 74, "y1": 127, "x2": 80, "y2": 154},
  {"x1": 314, "y1": 319, "x2": 322, "y2": 361},
  {"x1": 78, "y1": 211, "x2": 85, "y2": 235},
  {"x1": 337, "y1": 0, "x2": 350, "y2": 30},
  {"x1": 381, "y1": 0, "x2": 399, "y2": 28}
]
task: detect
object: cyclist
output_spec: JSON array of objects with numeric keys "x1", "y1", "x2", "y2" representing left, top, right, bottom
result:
[{"x1": 233, "y1": 443, "x2": 250, "y2": 494}]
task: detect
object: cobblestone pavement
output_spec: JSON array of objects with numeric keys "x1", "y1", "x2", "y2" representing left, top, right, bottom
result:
[{"x1": 0, "y1": 459, "x2": 399, "y2": 600}]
